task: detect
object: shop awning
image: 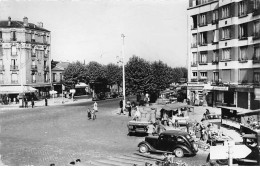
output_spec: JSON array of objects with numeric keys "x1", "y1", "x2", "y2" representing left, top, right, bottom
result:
[
  {"x1": 0, "y1": 86, "x2": 37, "y2": 94},
  {"x1": 75, "y1": 82, "x2": 88, "y2": 88},
  {"x1": 151, "y1": 103, "x2": 193, "y2": 111},
  {"x1": 218, "y1": 106, "x2": 260, "y2": 115}
]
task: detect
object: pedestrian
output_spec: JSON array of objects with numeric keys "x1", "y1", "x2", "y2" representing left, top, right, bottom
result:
[
  {"x1": 31, "y1": 98, "x2": 34, "y2": 108},
  {"x1": 25, "y1": 98, "x2": 28, "y2": 108},
  {"x1": 92, "y1": 108, "x2": 96, "y2": 120},
  {"x1": 93, "y1": 101, "x2": 98, "y2": 112},
  {"x1": 119, "y1": 99, "x2": 123, "y2": 115},
  {"x1": 87, "y1": 108, "x2": 91, "y2": 120},
  {"x1": 45, "y1": 97, "x2": 48, "y2": 106},
  {"x1": 126, "y1": 99, "x2": 132, "y2": 117},
  {"x1": 133, "y1": 106, "x2": 141, "y2": 121},
  {"x1": 195, "y1": 123, "x2": 201, "y2": 139}
]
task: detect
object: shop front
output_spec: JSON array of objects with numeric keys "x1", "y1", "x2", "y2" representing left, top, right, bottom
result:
[{"x1": 187, "y1": 83, "x2": 204, "y2": 106}]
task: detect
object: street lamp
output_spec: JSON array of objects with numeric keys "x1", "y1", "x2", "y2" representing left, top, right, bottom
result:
[{"x1": 121, "y1": 34, "x2": 126, "y2": 109}]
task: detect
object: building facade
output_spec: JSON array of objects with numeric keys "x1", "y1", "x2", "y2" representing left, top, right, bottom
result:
[
  {"x1": 0, "y1": 17, "x2": 51, "y2": 102},
  {"x1": 187, "y1": 0, "x2": 260, "y2": 110}
]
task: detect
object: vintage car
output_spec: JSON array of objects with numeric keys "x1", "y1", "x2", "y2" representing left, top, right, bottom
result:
[{"x1": 138, "y1": 130, "x2": 198, "y2": 158}]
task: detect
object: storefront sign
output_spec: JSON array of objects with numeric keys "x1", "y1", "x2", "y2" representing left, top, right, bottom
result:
[{"x1": 212, "y1": 86, "x2": 229, "y2": 91}]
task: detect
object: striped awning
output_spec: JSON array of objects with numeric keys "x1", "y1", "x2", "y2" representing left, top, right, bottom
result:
[{"x1": 0, "y1": 86, "x2": 37, "y2": 94}]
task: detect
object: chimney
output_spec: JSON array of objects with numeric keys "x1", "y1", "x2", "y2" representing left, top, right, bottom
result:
[
  {"x1": 8, "y1": 16, "x2": 11, "y2": 26},
  {"x1": 23, "y1": 17, "x2": 28, "y2": 27},
  {"x1": 38, "y1": 22, "x2": 43, "y2": 28}
]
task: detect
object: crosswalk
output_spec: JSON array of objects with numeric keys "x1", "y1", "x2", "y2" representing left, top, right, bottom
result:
[{"x1": 86, "y1": 153, "x2": 163, "y2": 166}]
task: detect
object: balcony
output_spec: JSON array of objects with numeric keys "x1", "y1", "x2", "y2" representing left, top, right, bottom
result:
[
  {"x1": 10, "y1": 65, "x2": 18, "y2": 70},
  {"x1": 239, "y1": 80, "x2": 248, "y2": 84},
  {"x1": 212, "y1": 60, "x2": 219, "y2": 65},
  {"x1": 238, "y1": 57, "x2": 248, "y2": 63},
  {"x1": 212, "y1": 20, "x2": 218, "y2": 25},
  {"x1": 191, "y1": 78, "x2": 198, "y2": 82},
  {"x1": 253, "y1": 56, "x2": 260, "y2": 63},
  {"x1": 198, "y1": 78, "x2": 207, "y2": 83},
  {"x1": 32, "y1": 80, "x2": 36, "y2": 83},
  {"x1": 31, "y1": 65, "x2": 37, "y2": 70},
  {"x1": 238, "y1": 11, "x2": 247, "y2": 18},
  {"x1": 191, "y1": 62, "x2": 197, "y2": 67},
  {"x1": 198, "y1": 61, "x2": 208, "y2": 65},
  {"x1": 11, "y1": 80, "x2": 18, "y2": 84},
  {"x1": 211, "y1": 80, "x2": 220, "y2": 86},
  {"x1": 0, "y1": 65, "x2": 4, "y2": 70}
]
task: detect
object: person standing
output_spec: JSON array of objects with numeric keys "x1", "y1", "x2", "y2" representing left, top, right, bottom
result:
[
  {"x1": 45, "y1": 97, "x2": 48, "y2": 106},
  {"x1": 87, "y1": 108, "x2": 92, "y2": 120},
  {"x1": 31, "y1": 98, "x2": 34, "y2": 108},
  {"x1": 93, "y1": 101, "x2": 98, "y2": 113},
  {"x1": 119, "y1": 99, "x2": 123, "y2": 115},
  {"x1": 126, "y1": 99, "x2": 132, "y2": 117},
  {"x1": 25, "y1": 98, "x2": 28, "y2": 108}
]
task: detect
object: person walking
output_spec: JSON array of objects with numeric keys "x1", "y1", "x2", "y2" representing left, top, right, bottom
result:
[
  {"x1": 25, "y1": 98, "x2": 28, "y2": 108},
  {"x1": 31, "y1": 98, "x2": 34, "y2": 108},
  {"x1": 87, "y1": 108, "x2": 92, "y2": 120},
  {"x1": 119, "y1": 99, "x2": 123, "y2": 115},
  {"x1": 126, "y1": 99, "x2": 132, "y2": 117}
]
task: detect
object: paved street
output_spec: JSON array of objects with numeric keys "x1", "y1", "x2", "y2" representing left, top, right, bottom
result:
[{"x1": 0, "y1": 98, "x2": 210, "y2": 166}]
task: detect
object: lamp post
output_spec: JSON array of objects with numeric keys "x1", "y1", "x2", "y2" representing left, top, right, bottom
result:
[{"x1": 121, "y1": 34, "x2": 126, "y2": 110}]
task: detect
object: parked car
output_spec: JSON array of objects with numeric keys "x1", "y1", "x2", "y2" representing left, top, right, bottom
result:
[{"x1": 138, "y1": 130, "x2": 198, "y2": 158}]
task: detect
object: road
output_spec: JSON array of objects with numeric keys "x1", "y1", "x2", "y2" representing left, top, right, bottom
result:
[{"x1": 0, "y1": 97, "x2": 208, "y2": 166}]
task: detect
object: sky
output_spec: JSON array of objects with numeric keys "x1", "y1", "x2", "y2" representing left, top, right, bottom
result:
[{"x1": 0, "y1": 0, "x2": 188, "y2": 68}]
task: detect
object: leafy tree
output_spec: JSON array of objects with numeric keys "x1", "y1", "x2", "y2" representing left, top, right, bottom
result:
[
  {"x1": 125, "y1": 55, "x2": 153, "y2": 94},
  {"x1": 105, "y1": 63, "x2": 122, "y2": 92}
]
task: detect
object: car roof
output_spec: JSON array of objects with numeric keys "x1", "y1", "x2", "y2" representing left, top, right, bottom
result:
[{"x1": 161, "y1": 130, "x2": 188, "y2": 136}]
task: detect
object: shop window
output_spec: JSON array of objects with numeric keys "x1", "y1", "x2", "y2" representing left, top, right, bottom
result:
[{"x1": 221, "y1": 5, "x2": 230, "y2": 19}]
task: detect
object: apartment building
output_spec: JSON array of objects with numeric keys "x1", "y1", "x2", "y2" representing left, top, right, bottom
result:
[
  {"x1": 187, "y1": 0, "x2": 260, "y2": 110},
  {"x1": 51, "y1": 61, "x2": 69, "y2": 95},
  {"x1": 0, "y1": 17, "x2": 51, "y2": 101}
]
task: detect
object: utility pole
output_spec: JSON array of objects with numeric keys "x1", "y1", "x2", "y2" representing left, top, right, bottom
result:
[{"x1": 121, "y1": 34, "x2": 126, "y2": 110}]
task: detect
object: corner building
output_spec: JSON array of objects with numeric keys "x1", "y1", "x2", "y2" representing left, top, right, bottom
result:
[
  {"x1": 0, "y1": 17, "x2": 51, "y2": 101},
  {"x1": 187, "y1": 0, "x2": 260, "y2": 110}
]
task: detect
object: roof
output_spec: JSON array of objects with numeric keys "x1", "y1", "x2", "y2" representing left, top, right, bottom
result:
[
  {"x1": 161, "y1": 130, "x2": 188, "y2": 136},
  {"x1": 218, "y1": 106, "x2": 260, "y2": 115},
  {"x1": 0, "y1": 20, "x2": 50, "y2": 32},
  {"x1": 52, "y1": 62, "x2": 70, "y2": 71}
]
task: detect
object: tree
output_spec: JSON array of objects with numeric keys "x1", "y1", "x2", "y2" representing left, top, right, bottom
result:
[
  {"x1": 105, "y1": 63, "x2": 122, "y2": 92},
  {"x1": 125, "y1": 55, "x2": 153, "y2": 94}
]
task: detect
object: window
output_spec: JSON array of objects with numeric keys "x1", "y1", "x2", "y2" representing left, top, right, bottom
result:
[
  {"x1": 44, "y1": 73, "x2": 48, "y2": 82},
  {"x1": 192, "y1": 34, "x2": 197, "y2": 47},
  {"x1": 32, "y1": 74, "x2": 36, "y2": 83},
  {"x1": 11, "y1": 59, "x2": 17, "y2": 69},
  {"x1": 199, "y1": 32, "x2": 207, "y2": 45},
  {"x1": 254, "y1": 45, "x2": 260, "y2": 60},
  {"x1": 0, "y1": 73, "x2": 3, "y2": 83},
  {"x1": 239, "y1": 23, "x2": 248, "y2": 39},
  {"x1": 53, "y1": 73, "x2": 56, "y2": 82},
  {"x1": 199, "y1": 52, "x2": 207, "y2": 64},
  {"x1": 213, "y1": 72, "x2": 219, "y2": 82},
  {"x1": 239, "y1": 1, "x2": 247, "y2": 16},
  {"x1": 222, "y1": 27, "x2": 230, "y2": 39},
  {"x1": 254, "y1": 72, "x2": 260, "y2": 83},
  {"x1": 213, "y1": 30, "x2": 219, "y2": 43},
  {"x1": 239, "y1": 47, "x2": 247, "y2": 61},
  {"x1": 11, "y1": 73, "x2": 18, "y2": 84},
  {"x1": 239, "y1": 69, "x2": 248, "y2": 82},
  {"x1": 199, "y1": 13, "x2": 207, "y2": 26},
  {"x1": 222, "y1": 48, "x2": 231, "y2": 60},
  {"x1": 0, "y1": 31, "x2": 2, "y2": 40},
  {"x1": 254, "y1": 0, "x2": 260, "y2": 10},
  {"x1": 191, "y1": 15, "x2": 197, "y2": 29},
  {"x1": 0, "y1": 45, "x2": 3, "y2": 56},
  {"x1": 222, "y1": 5, "x2": 230, "y2": 19},
  {"x1": 212, "y1": 10, "x2": 218, "y2": 24},
  {"x1": 213, "y1": 50, "x2": 219, "y2": 62},
  {"x1": 222, "y1": 69, "x2": 231, "y2": 82},
  {"x1": 254, "y1": 20, "x2": 260, "y2": 38},
  {"x1": 10, "y1": 31, "x2": 16, "y2": 41},
  {"x1": 32, "y1": 32, "x2": 35, "y2": 41},
  {"x1": 11, "y1": 45, "x2": 17, "y2": 56},
  {"x1": 200, "y1": 72, "x2": 207, "y2": 78},
  {"x1": 192, "y1": 52, "x2": 197, "y2": 65},
  {"x1": 192, "y1": 72, "x2": 197, "y2": 77}
]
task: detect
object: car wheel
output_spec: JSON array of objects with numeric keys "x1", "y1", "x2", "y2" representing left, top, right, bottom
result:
[
  {"x1": 216, "y1": 159, "x2": 228, "y2": 165},
  {"x1": 139, "y1": 144, "x2": 148, "y2": 153},
  {"x1": 174, "y1": 148, "x2": 184, "y2": 158}
]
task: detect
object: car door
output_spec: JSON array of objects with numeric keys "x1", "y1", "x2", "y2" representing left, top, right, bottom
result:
[{"x1": 157, "y1": 134, "x2": 169, "y2": 151}]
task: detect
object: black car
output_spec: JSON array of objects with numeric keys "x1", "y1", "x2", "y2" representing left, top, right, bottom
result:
[{"x1": 138, "y1": 130, "x2": 198, "y2": 158}]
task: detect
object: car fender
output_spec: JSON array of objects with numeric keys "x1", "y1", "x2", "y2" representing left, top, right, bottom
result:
[
  {"x1": 138, "y1": 141, "x2": 155, "y2": 151},
  {"x1": 173, "y1": 145, "x2": 194, "y2": 154}
]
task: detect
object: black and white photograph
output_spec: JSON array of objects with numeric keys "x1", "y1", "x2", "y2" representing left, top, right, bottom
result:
[{"x1": 0, "y1": 0, "x2": 259, "y2": 166}]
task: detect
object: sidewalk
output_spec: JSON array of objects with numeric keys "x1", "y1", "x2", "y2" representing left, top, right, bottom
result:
[{"x1": 0, "y1": 97, "x2": 92, "y2": 111}]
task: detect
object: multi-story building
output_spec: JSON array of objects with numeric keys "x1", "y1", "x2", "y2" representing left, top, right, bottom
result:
[
  {"x1": 0, "y1": 17, "x2": 51, "y2": 102},
  {"x1": 187, "y1": 0, "x2": 260, "y2": 110}
]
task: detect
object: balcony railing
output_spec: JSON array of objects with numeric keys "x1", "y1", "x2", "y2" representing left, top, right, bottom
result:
[
  {"x1": 11, "y1": 80, "x2": 18, "y2": 84},
  {"x1": 212, "y1": 60, "x2": 219, "y2": 64},
  {"x1": 191, "y1": 78, "x2": 198, "y2": 82},
  {"x1": 238, "y1": 11, "x2": 247, "y2": 17},
  {"x1": 238, "y1": 57, "x2": 248, "y2": 63},
  {"x1": 31, "y1": 65, "x2": 37, "y2": 70},
  {"x1": 10, "y1": 65, "x2": 18, "y2": 70},
  {"x1": 198, "y1": 61, "x2": 208, "y2": 65},
  {"x1": 253, "y1": 8, "x2": 260, "y2": 16},
  {"x1": 191, "y1": 62, "x2": 197, "y2": 67},
  {"x1": 0, "y1": 65, "x2": 4, "y2": 70}
]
